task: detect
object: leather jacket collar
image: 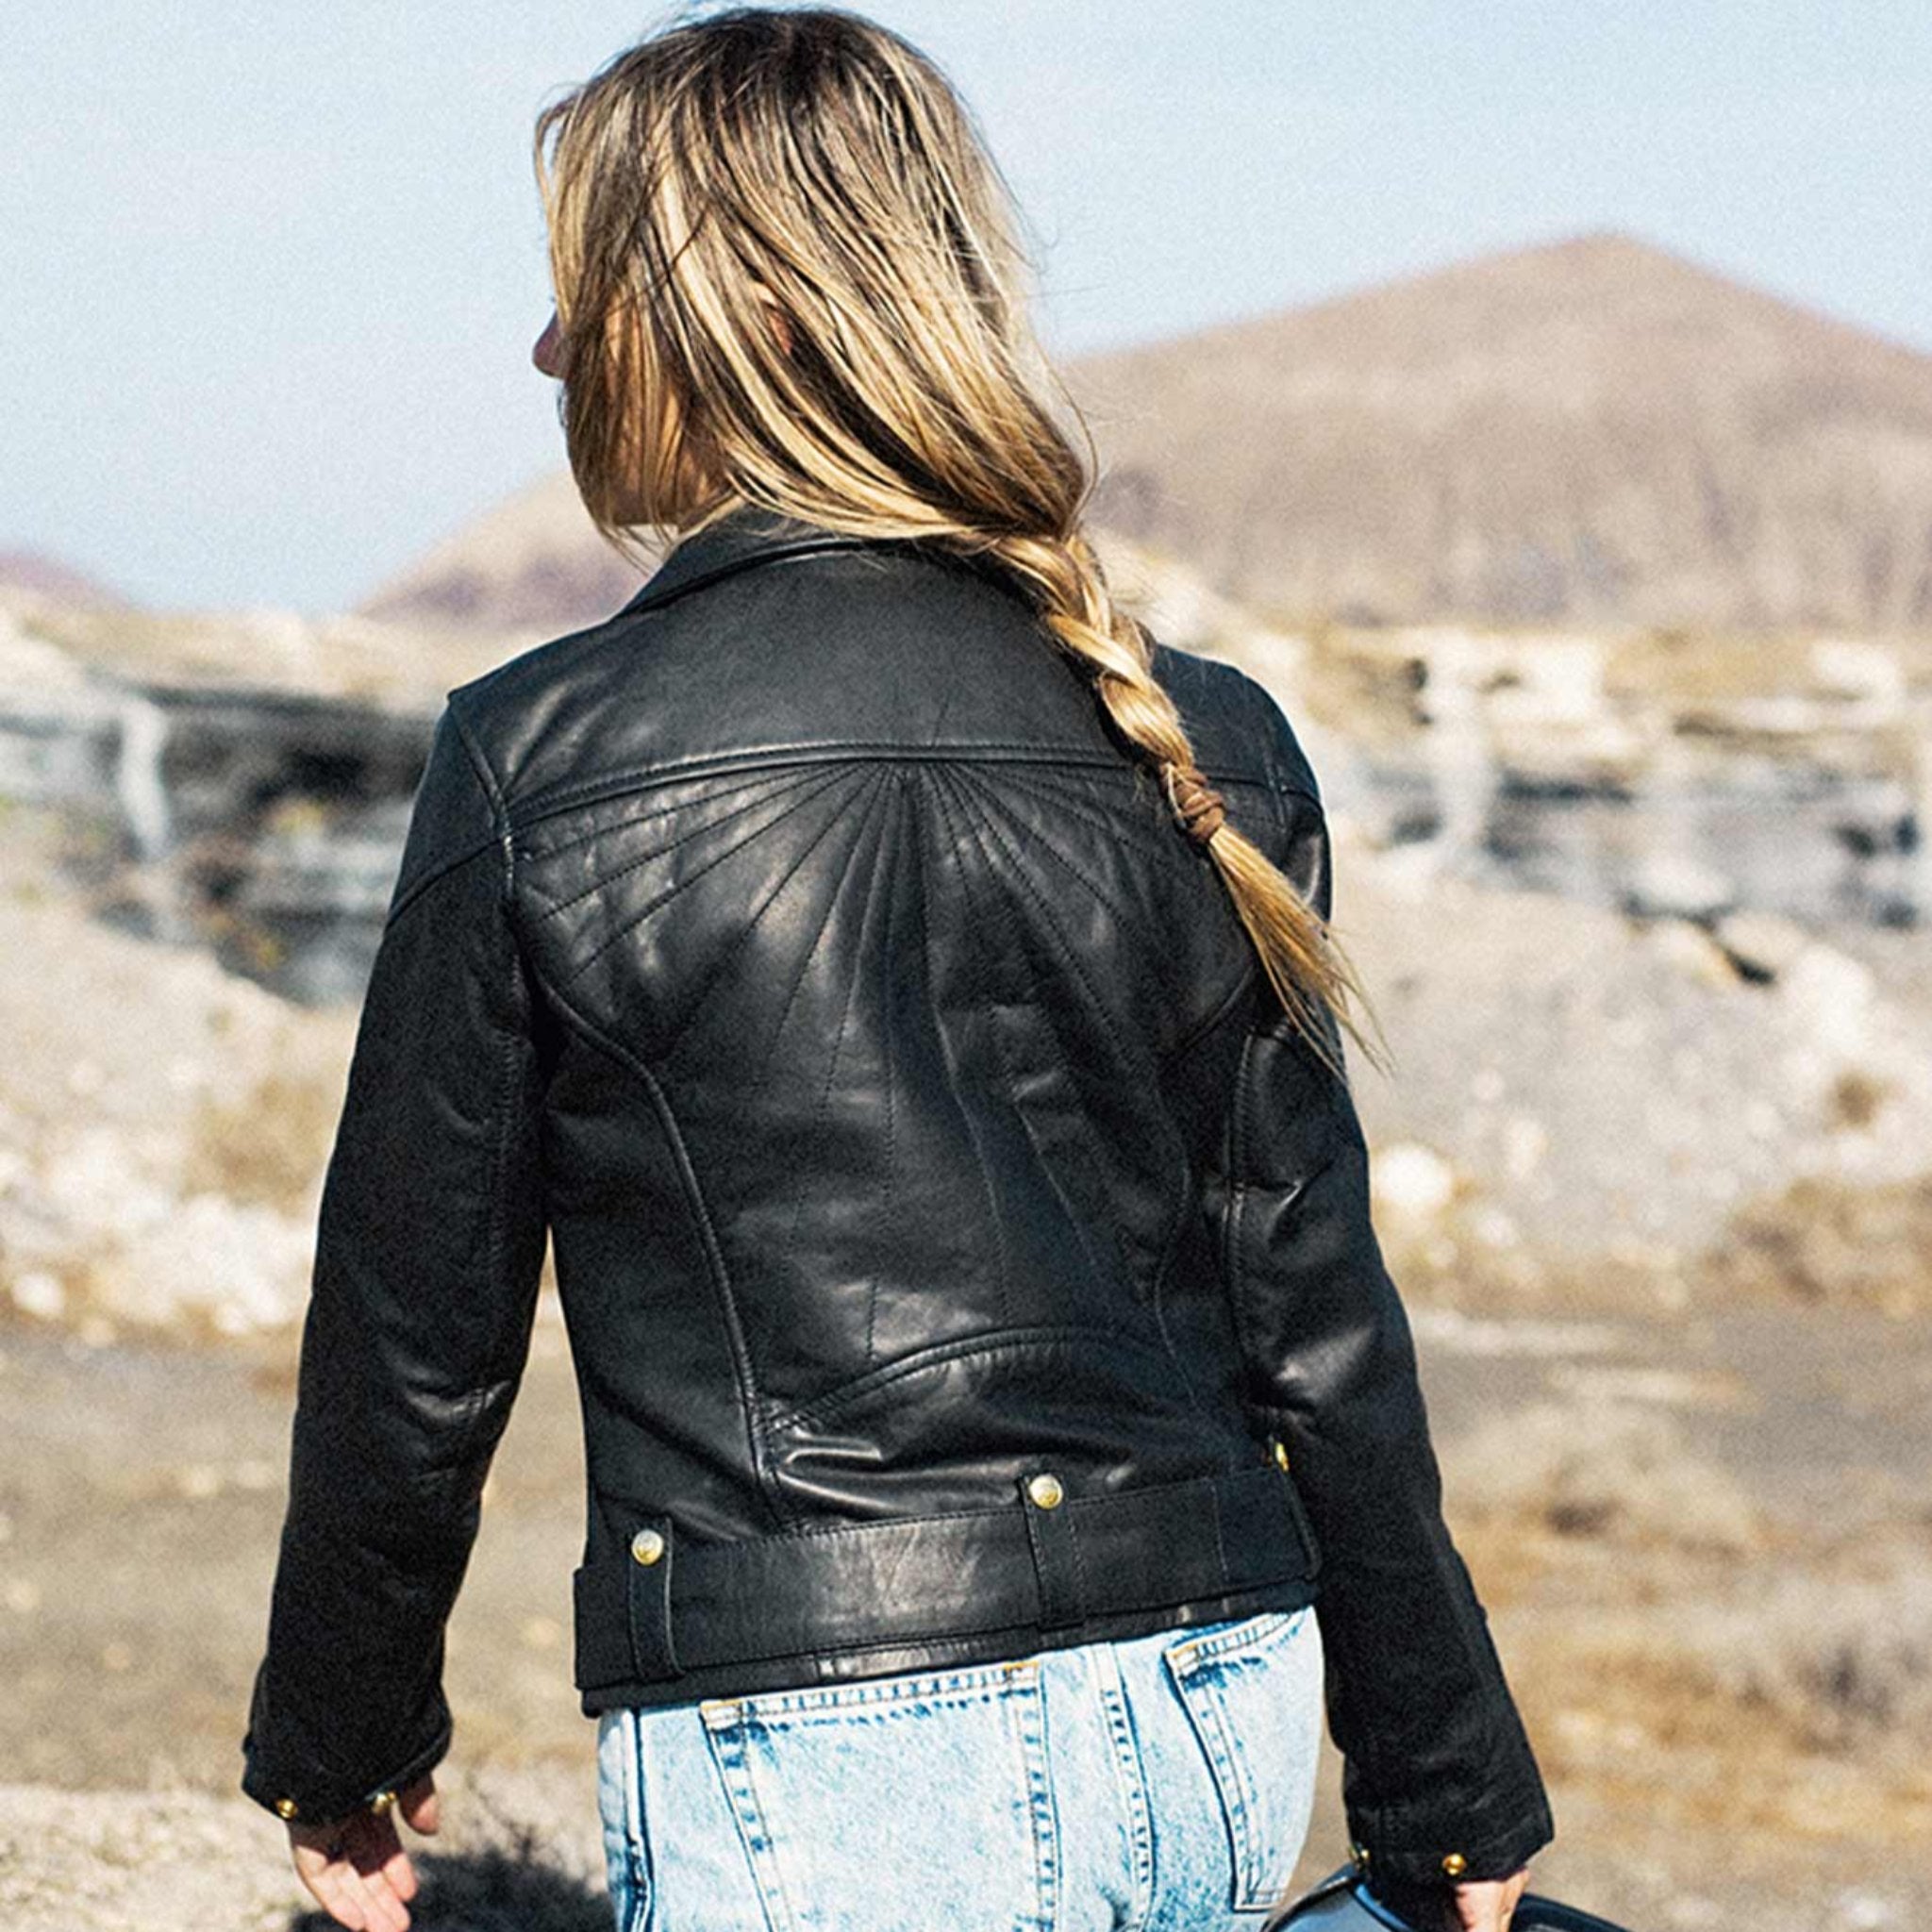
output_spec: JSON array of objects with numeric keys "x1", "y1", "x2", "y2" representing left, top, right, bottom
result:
[{"x1": 620, "y1": 501, "x2": 881, "y2": 617}]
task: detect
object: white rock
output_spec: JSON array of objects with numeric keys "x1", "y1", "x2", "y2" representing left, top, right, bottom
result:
[
  {"x1": 40, "y1": 1124, "x2": 176, "y2": 1239},
  {"x1": 1808, "y1": 637, "x2": 1906, "y2": 706},
  {"x1": 8, "y1": 1271, "x2": 65, "y2": 1320},
  {"x1": 1713, "y1": 908, "x2": 1811, "y2": 980},
  {"x1": 1470, "y1": 1205, "x2": 1521, "y2": 1248},
  {"x1": 1625, "y1": 854, "x2": 1737, "y2": 922},
  {"x1": 90, "y1": 1191, "x2": 311, "y2": 1333},
  {"x1": 1502, "y1": 1112, "x2": 1548, "y2": 1180},
  {"x1": 1777, "y1": 944, "x2": 1876, "y2": 1058},
  {"x1": 1643, "y1": 916, "x2": 1739, "y2": 989},
  {"x1": 1372, "y1": 1141, "x2": 1458, "y2": 1217}
]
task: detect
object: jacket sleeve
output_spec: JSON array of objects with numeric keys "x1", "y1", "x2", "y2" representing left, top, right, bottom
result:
[
  {"x1": 241, "y1": 698, "x2": 552, "y2": 1826},
  {"x1": 1224, "y1": 697, "x2": 1555, "y2": 1893}
]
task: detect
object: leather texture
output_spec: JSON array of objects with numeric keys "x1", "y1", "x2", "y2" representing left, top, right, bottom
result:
[{"x1": 241, "y1": 502, "x2": 1555, "y2": 1889}]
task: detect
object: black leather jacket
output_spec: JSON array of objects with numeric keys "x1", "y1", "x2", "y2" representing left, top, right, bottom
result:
[{"x1": 242, "y1": 503, "x2": 1554, "y2": 1890}]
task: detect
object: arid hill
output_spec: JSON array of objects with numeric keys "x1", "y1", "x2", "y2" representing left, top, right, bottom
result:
[
  {"x1": 358, "y1": 468, "x2": 649, "y2": 635},
  {"x1": 357, "y1": 231, "x2": 1932, "y2": 638},
  {"x1": 1075, "y1": 229, "x2": 1932, "y2": 632},
  {"x1": 0, "y1": 550, "x2": 131, "y2": 610}
]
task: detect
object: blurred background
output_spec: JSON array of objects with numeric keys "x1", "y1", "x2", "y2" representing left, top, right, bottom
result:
[{"x1": 3, "y1": 4, "x2": 1928, "y2": 1927}]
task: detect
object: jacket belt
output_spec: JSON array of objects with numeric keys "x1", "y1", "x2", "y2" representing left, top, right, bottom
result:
[{"x1": 572, "y1": 1464, "x2": 1321, "y2": 1693}]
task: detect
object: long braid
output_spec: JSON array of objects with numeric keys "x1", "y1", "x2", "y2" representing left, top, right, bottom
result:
[
  {"x1": 982, "y1": 526, "x2": 1391, "y2": 1087},
  {"x1": 536, "y1": 8, "x2": 1390, "y2": 1084}
]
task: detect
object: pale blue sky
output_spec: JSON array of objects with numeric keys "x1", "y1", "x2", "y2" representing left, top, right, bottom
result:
[{"x1": 4, "y1": 1, "x2": 1927, "y2": 614}]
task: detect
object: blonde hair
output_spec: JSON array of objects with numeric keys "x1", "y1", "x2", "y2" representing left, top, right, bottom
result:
[{"x1": 534, "y1": 4, "x2": 1387, "y2": 1082}]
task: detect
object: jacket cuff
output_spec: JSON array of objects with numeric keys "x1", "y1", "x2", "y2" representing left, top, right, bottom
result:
[
  {"x1": 1345, "y1": 1776, "x2": 1556, "y2": 1890},
  {"x1": 240, "y1": 1703, "x2": 452, "y2": 1829}
]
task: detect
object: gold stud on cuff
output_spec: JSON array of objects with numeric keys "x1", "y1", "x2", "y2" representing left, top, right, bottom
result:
[
  {"x1": 1271, "y1": 1439, "x2": 1291, "y2": 1472},
  {"x1": 274, "y1": 1797, "x2": 299, "y2": 1821},
  {"x1": 368, "y1": 1789, "x2": 398, "y2": 1816},
  {"x1": 1441, "y1": 1851, "x2": 1469, "y2": 1878},
  {"x1": 1349, "y1": 1841, "x2": 1371, "y2": 1869}
]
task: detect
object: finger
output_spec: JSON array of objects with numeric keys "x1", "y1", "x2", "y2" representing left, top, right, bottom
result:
[
  {"x1": 357, "y1": 1812, "x2": 406, "y2": 1870},
  {"x1": 384, "y1": 1843, "x2": 420, "y2": 1903},
  {"x1": 1502, "y1": 1870, "x2": 1529, "y2": 1930},
  {"x1": 299, "y1": 1853, "x2": 374, "y2": 1931},
  {"x1": 1454, "y1": 1883, "x2": 1503, "y2": 1932},
  {"x1": 343, "y1": 1839, "x2": 412, "y2": 1932},
  {"x1": 360, "y1": 1831, "x2": 419, "y2": 1913},
  {"x1": 400, "y1": 1774, "x2": 440, "y2": 1836},
  {"x1": 347, "y1": 1816, "x2": 415, "y2": 1908}
]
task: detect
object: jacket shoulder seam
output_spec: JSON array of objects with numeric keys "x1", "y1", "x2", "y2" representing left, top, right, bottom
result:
[{"x1": 384, "y1": 837, "x2": 497, "y2": 927}]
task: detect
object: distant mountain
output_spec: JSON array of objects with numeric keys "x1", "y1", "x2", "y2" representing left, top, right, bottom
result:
[
  {"x1": 358, "y1": 231, "x2": 1932, "y2": 636},
  {"x1": 0, "y1": 551, "x2": 131, "y2": 610},
  {"x1": 358, "y1": 470, "x2": 649, "y2": 633},
  {"x1": 1075, "y1": 230, "x2": 1932, "y2": 632}
]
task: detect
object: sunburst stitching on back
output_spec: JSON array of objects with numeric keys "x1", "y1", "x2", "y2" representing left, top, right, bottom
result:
[
  {"x1": 645, "y1": 764, "x2": 883, "y2": 1041},
  {"x1": 731, "y1": 770, "x2": 884, "y2": 1098},
  {"x1": 937, "y1": 767, "x2": 1149, "y2": 1081},
  {"x1": 518, "y1": 763, "x2": 832, "y2": 872},
  {"x1": 557, "y1": 766, "x2": 859, "y2": 985},
  {"x1": 920, "y1": 765, "x2": 1017, "y2": 1330},
  {"x1": 867, "y1": 774, "x2": 906, "y2": 1366},
  {"x1": 527, "y1": 766, "x2": 846, "y2": 921},
  {"x1": 974, "y1": 760, "x2": 1179, "y2": 865},
  {"x1": 950, "y1": 763, "x2": 1140, "y2": 933},
  {"x1": 937, "y1": 765, "x2": 1140, "y2": 1329},
  {"x1": 777, "y1": 766, "x2": 895, "y2": 1291}
]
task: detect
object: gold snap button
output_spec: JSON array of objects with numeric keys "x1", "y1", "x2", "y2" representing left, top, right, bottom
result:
[
  {"x1": 1271, "y1": 1439, "x2": 1291, "y2": 1472},
  {"x1": 1441, "y1": 1851, "x2": 1468, "y2": 1878},
  {"x1": 274, "y1": 1797, "x2": 299, "y2": 1821},
  {"x1": 630, "y1": 1527, "x2": 666, "y2": 1566},
  {"x1": 1026, "y1": 1473, "x2": 1064, "y2": 1509},
  {"x1": 368, "y1": 1789, "x2": 397, "y2": 1816}
]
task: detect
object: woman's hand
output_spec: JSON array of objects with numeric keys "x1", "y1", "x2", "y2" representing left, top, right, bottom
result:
[
  {"x1": 286, "y1": 1774, "x2": 440, "y2": 1931},
  {"x1": 1452, "y1": 1866, "x2": 1530, "y2": 1930}
]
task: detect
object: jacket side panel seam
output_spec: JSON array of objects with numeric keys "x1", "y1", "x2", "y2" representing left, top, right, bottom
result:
[
  {"x1": 445, "y1": 698, "x2": 544, "y2": 1485},
  {"x1": 520, "y1": 961, "x2": 782, "y2": 1531}
]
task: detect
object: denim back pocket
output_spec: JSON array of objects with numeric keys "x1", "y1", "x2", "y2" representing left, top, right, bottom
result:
[
  {"x1": 700, "y1": 1660, "x2": 1056, "y2": 1932},
  {"x1": 1163, "y1": 1608, "x2": 1324, "y2": 1913}
]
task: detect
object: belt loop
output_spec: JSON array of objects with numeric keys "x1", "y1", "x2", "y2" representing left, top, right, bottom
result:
[
  {"x1": 625, "y1": 1518, "x2": 682, "y2": 1682},
  {"x1": 1019, "y1": 1472, "x2": 1084, "y2": 1631}
]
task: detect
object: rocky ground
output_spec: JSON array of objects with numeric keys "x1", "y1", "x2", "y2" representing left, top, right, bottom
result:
[
  {"x1": 3, "y1": 774, "x2": 1930, "y2": 1929},
  {"x1": 2, "y1": 1287, "x2": 1925, "y2": 1931}
]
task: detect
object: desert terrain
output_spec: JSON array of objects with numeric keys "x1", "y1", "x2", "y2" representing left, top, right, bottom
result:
[
  {"x1": 6, "y1": 230, "x2": 1932, "y2": 1930},
  {"x1": 2, "y1": 773, "x2": 1927, "y2": 1931}
]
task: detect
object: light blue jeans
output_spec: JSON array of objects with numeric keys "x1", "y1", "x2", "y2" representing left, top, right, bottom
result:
[{"x1": 595, "y1": 1606, "x2": 1324, "y2": 1932}]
